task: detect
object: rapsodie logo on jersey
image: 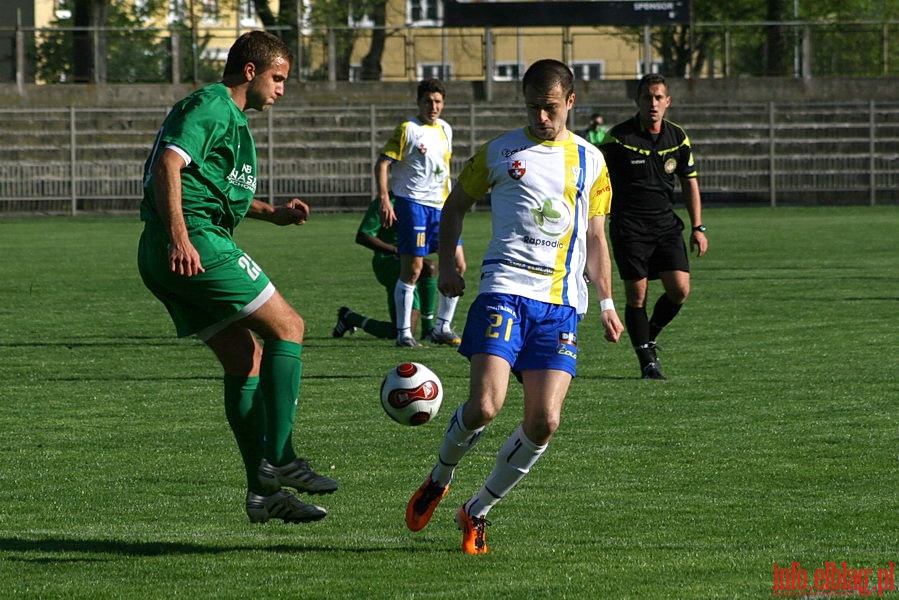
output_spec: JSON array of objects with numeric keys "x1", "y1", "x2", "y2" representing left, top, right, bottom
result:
[
  {"x1": 529, "y1": 197, "x2": 572, "y2": 238},
  {"x1": 227, "y1": 163, "x2": 257, "y2": 192}
]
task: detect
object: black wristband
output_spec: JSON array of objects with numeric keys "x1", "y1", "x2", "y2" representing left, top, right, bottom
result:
[{"x1": 692, "y1": 225, "x2": 707, "y2": 232}]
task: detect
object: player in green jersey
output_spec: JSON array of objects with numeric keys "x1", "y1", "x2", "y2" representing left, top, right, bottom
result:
[
  {"x1": 137, "y1": 31, "x2": 337, "y2": 525},
  {"x1": 332, "y1": 197, "x2": 442, "y2": 341}
]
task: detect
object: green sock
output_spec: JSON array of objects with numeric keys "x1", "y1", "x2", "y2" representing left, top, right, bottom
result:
[
  {"x1": 259, "y1": 340, "x2": 302, "y2": 466},
  {"x1": 418, "y1": 276, "x2": 438, "y2": 336},
  {"x1": 345, "y1": 309, "x2": 394, "y2": 339},
  {"x1": 361, "y1": 317, "x2": 396, "y2": 339},
  {"x1": 223, "y1": 375, "x2": 266, "y2": 494}
]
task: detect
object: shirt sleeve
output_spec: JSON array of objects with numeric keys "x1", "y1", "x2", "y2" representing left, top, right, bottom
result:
[
  {"x1": 457, "y1": 143, "x2": 491, "y2": 200},
  {"x1": 380, "y1": 122, "x2": 407, "y2": 162},
  {"x1": 678, "y1": 134, "x2": 699, "y2": 178},
  {"x1": 588, "y1": 162, "x2": 613, "y2": 218}
]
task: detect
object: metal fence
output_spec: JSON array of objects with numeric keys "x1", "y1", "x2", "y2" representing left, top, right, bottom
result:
[
  {"x1": 1, "y1": 101, "x2": 897, "y2": 215},
  {"x1": 3, "y1": 20, "x2": 899, "y2": 85}
]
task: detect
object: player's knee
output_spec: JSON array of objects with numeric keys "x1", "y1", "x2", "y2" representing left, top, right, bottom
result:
[
  {"x1": 522, "y1": 416, "x2": 559, "y2": 446},
  {"x1": 283, "y1": 312, "x2": 305, "y2": 342},
  {"x1": 667, "y1": 286, "x2": 689, "y2": 304},
  {"x1": 211, "y1": 336, "x2": 262, "y2": 376},
  {"x1": 463, "y1": 399, "x2": 500, "y2": 429},
  {"x1": 421, "y1": 260, "x2": 437, "y2": 278}
]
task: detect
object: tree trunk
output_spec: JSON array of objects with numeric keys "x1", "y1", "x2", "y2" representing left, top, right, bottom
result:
[
  {"x1": 765, "y1": 0, "x2": 790, "y2": 75},
  {"x1": 360, "y1": 1, "x2": 387, "y2": 80}
]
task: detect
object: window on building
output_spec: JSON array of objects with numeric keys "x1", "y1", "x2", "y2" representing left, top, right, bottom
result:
[
  {"x1": 408, "y1": 0, "x2": 442, "y2": 26},
  {"x1": 200, "y1": 0, "x2": 220, "y2": 24},
  {"x1": 418, "y1": 63, "x2": 452, "y2": 81},
  {"x1": 571, "y1": 62, "x2": 604, "y2": 82},
  {"x1": 54, "y1": 0, "x2": 72, "y2": 19},
  {"x1": 348, "y1": 65, "x2": 363, "y2": 82},
  {"x1": 240, "y1": 0, "x2": 258, "y2": 27},
  {"x1": 494, "y1": 62, "x2": 522, "y2": 82},
  {"x1": 637, "y1": 60, "x2": 664, "y2": 77}
]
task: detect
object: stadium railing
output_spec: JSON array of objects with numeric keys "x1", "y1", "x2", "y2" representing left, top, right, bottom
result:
[{"x1": 1, "y1": 101, "x2": 897, "y2": 215}]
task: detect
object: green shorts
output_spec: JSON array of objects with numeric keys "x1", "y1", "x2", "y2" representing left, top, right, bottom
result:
[{"x1": 138, "y1": 222, "x2": 274, "y2": 340}]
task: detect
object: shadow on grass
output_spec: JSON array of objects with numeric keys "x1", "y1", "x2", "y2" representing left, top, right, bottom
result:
[{"x1": 0, "y1": 536, "x2": 428, "y2": 560}]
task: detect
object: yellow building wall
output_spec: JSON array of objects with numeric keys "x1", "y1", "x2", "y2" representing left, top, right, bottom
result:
[{"x1": 32, "y1": 0, "x2": 644, "y2": 82}]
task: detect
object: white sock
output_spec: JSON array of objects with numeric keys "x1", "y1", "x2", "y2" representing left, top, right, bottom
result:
[
  {"x1": 430, "y1": 404, "x2": 485, "y2": 487},
  {"x1": 394, "y1": 281, "x2": 416, "y2": 338},
  {"x1": 467, "y1": 425, "x2": 547, "y2": 518},
  {"x1": 435, "y1": 293, "x2": 459, "y2": 331}
]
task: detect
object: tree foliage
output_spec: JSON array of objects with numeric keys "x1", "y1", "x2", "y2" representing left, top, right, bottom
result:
[
  {"x1": 621, "y1": 0, "x2": 899, "y2": 77},
  {"x1": 302, "y1": 0, "x2": 388, "y2": 80},
  {"x1": 37, "y1": 0, "x2": 218, "y2": 83}
]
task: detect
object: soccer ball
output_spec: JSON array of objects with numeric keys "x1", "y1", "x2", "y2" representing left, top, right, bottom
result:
[{"x1": 380, "y1": 362, "x2": 444, "y2": 426}]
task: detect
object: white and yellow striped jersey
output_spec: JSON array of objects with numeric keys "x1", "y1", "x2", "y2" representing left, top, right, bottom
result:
[
  {"x1": 458, "y1": 127, "x2": 612, "y2": 313},
  {"x1": 380, "y1": 117, "x2": 453, "y2": 207}
]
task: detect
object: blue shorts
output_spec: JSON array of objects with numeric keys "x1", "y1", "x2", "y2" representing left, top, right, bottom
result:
[
  {"x1": 393, "y1": 196, "x2": 441, "y2": 256},
  {"x1": 458, "y1": 293, "x2": 581, "y2": 377}
]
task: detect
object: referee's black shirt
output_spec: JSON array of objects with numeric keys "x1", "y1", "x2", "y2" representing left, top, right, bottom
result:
[{"x1": 600, "y1": 114, "x2": 697, "y2": 240}]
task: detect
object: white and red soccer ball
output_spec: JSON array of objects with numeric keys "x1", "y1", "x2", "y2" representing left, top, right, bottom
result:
[{"x1": 380, "y1": 362, "x2": 443, "y2": 426}]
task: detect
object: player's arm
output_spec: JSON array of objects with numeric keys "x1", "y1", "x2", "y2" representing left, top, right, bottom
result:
[
  {"x1": 247, "y1": 198, "x2": 309, "y2": 226},
  {"x1": 151, "y1": 148, "x2": 204, "y2": 277},
  {"x1": 356, "y1": 230, "x2": 396, "y2": 255},
  {"x1": 374, "y1": 155, "x2": 396, "y2": 227},
  {"x1": 437, "y1": 184, "x2": 477, "y2": 298},
  {"x1": 585, "y1": 214, "x2": 623, "y2": 343},
  {"x1": 681, "y1": 176, "x2": 707, "y2": 257}
]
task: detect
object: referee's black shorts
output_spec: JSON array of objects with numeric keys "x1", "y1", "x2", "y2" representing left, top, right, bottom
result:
[{"x1": 611, "y1": 229, "x2": 690, "y2": 281}]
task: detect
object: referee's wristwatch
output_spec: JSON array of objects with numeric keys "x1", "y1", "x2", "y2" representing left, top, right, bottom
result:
[{"x1": 692, "y1": 225, "x2": 707, "y2": 233}]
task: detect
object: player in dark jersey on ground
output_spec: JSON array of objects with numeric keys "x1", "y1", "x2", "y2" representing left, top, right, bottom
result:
[{"x1": 600, "y1": 73, "x2": 709, "y2": 380}]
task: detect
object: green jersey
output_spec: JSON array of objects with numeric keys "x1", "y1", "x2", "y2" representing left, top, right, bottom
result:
[
  {"x1": 357, "y1": 197, "x2": 397, "y2": 259},
  {"x1": 140, "y1": 83, "x2": 257, "y2": 234}
]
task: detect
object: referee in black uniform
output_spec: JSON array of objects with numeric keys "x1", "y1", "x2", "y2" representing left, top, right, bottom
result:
[{"x1": 600, "y1": 74, "x2": 708, "y2": 379}]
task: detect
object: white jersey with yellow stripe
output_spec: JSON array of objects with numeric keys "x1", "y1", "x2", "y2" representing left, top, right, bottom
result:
[
  {"x1": 458, "y1": 127, "x2": 612, "y2": 313},
  {"x1": 380, "y1": 117, "x2": 452, "y2": 207}
]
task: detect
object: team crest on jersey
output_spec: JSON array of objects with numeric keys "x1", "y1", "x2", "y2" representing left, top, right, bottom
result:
[
  {"x1": 529, "y1": 197, "x2": 572, "y2": 238},
  {"x1": 508, "y1": 160, "x2": 526, "y2": 180},
  {"x1": 417, "y1": 142, "x2": 428, "y2": 155},
  {"x1": 664, "y1": 157, "x2": 677, "y2": 173}
]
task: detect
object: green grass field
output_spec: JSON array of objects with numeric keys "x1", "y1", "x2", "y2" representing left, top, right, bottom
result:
[{"x1": 1, "y1": 206, "x2": 897, "y2": 599}]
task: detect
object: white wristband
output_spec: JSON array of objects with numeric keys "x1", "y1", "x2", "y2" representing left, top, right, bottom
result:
[{"x1": 600, "y1": 298, "x2": 615, "y2": 312}]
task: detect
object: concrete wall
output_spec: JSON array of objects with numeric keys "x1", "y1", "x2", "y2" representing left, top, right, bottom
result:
[{"x1": 2, "y1": 77, "x2": 898, "y2": 109}]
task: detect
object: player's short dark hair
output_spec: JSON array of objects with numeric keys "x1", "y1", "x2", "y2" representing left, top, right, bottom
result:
[
  {"x1": 417, "y1": 79, "x2": 446, "y2": 102},
  {"x1": 636, "y1": 73, "x2": 668, "y2": 98},
  {"x1": 223, "y1": 30, "x2": 291, "y2": 77},
  {"x1": 522, "y1": 59, "x2": 574, "y2": 99}
]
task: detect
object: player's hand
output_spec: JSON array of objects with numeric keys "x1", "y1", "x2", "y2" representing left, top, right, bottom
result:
[
  {"x1": 438, "y1": 271, "x2": 465, "y2": 298},
  {"x1": 168, "y1": 240, "x2": 205, "y2": 277},
  {"x1": 600, "y1": 309, "x2": 624, "y2": 343},
  {"x1": 272, "y1": 198, "x2": 310, "y2": 225},
  {"x1": 690, "y1": 231, "x2": 708, "y2": 257},
  {"x1": 379, "y1": 197, "x2": 396, "y2": 228}
]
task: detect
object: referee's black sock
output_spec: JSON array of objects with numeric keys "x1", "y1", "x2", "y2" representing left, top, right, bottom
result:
[
  {"x1": 649, "y1": 294, "x2": 683, "y2": 342},
  {"x1": 625, "y1": 305, "x2": 650, "y2": 348}
]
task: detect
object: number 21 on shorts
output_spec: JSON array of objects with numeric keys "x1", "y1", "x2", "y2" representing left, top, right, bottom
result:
[{"x1": 486, "y1": 312, "x2": 514, "y2": 341}]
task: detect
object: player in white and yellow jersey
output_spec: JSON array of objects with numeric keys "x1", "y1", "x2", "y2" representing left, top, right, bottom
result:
[
  {"x1": 405, "y1": 59, "x2": 624, "y2": 555},
  {"x1": 375, "y1": 79, "x2": 466, "y2": 347}
]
